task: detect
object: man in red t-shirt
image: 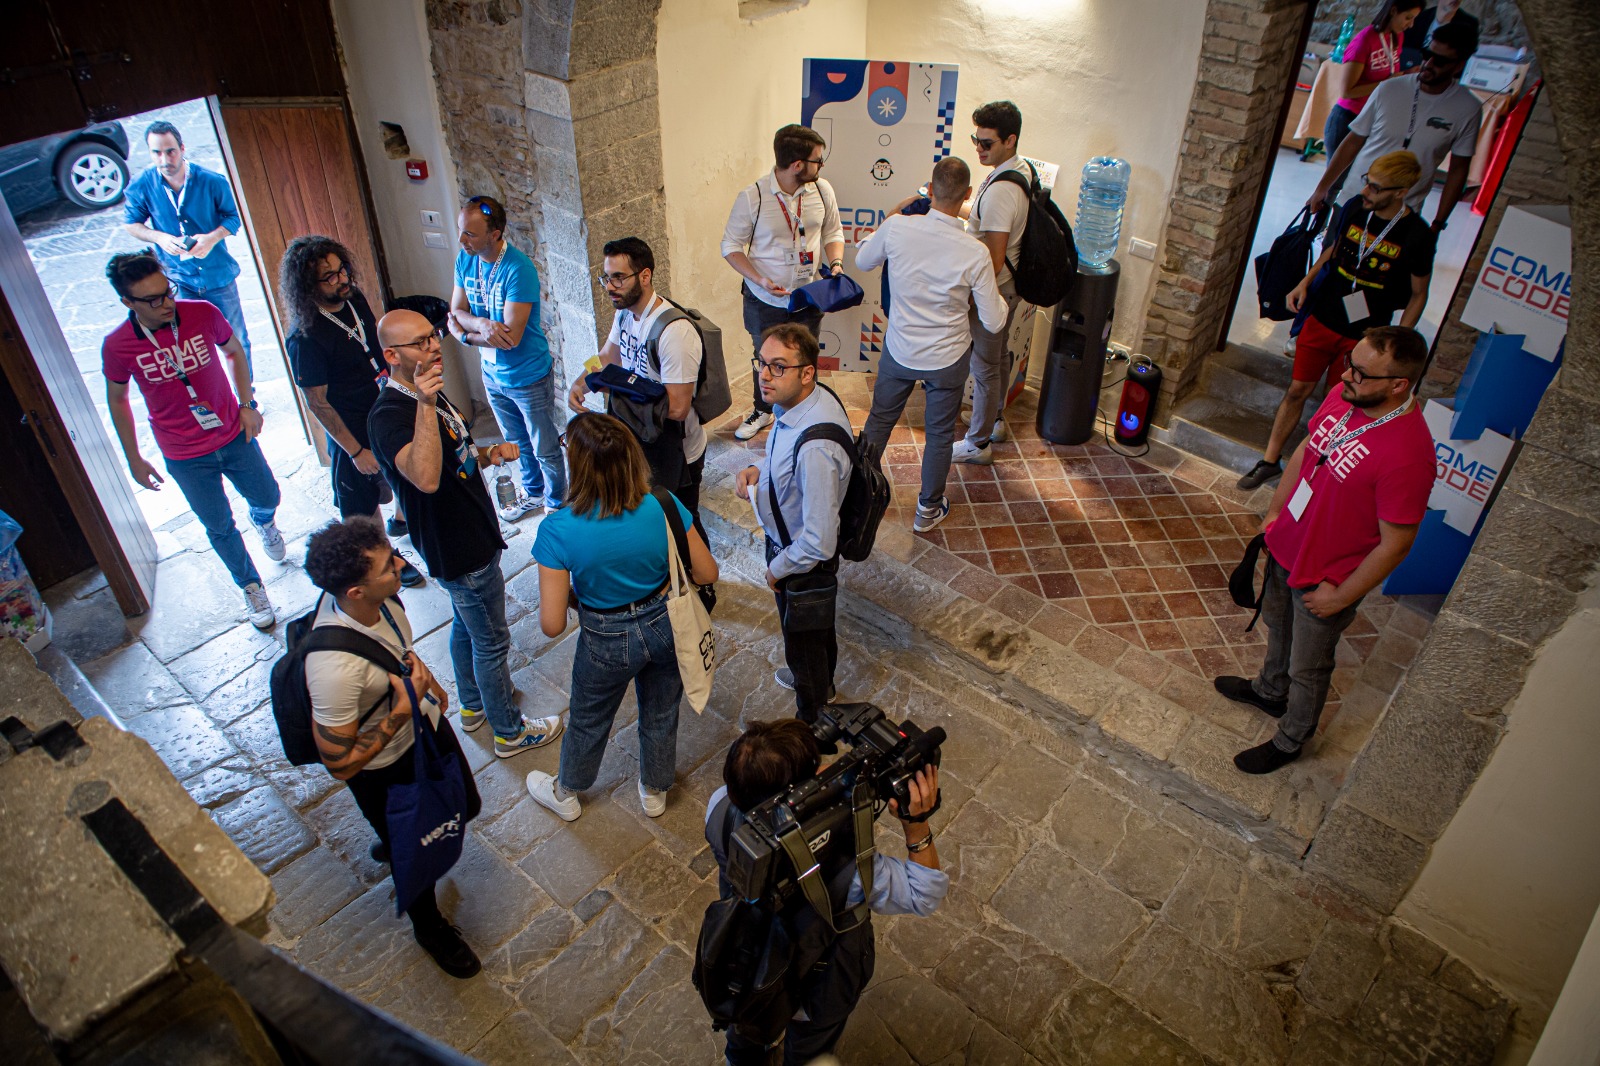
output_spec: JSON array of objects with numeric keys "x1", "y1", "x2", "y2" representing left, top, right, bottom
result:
[
  {"x1": 1216, "y1": 326, "x2": 1436, "y2": 774},
  {"x1": 102, "y1": 251, "x2": 284, "y2": 629}
]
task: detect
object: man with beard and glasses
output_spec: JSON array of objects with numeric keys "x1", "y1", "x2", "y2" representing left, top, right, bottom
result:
[
  {"x1": 1213, "y1": 326, "x2": 1435, "y2": 775},
  {"x1": 282, "y1": 236, "x2": 423, "y2": 587}
]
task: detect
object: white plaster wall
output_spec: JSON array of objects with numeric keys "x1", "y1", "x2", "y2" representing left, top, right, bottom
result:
[
  {"x1": 864, "y1": 0, "x2": 1205, "y2": 353},
  {"x1": 656, "y1": 0, "x2": 869, "y2": 369},
  {"x1": 1527, "y1": 901, "x2": 1600, "y2": 1066},
  {"x1": 327, "y1": 0, "x2": 487, "y2": 415},
  {"x1": 1398, "y1": 572, "x2": 1600, "y2": 1032}
]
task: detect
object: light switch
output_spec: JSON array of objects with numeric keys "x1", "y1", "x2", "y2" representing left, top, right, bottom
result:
[
  {"x1": 423, "y1": 231, "x2": 448, "y2": 249},
  {"x1": 421, "y1": 210, "x2": 442, "y2": 228},
  {"x1": 1129, "y1": 238, "x2": 1157, "y2": 261}
]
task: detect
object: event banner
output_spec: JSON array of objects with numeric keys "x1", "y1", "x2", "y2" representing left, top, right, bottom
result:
[
  {"x1": 1460, "y1": 204, "x2": 1571, "y2": 362},
  {"x1": 802, "y1": 59, "x2": 958, "y2": 372}
]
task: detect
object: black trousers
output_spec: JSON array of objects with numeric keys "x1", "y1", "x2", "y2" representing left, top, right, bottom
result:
[
  {"x1": 639, "y1": 420, "x2": 707, "y2": 545},
  {"x1": 767, "y1": 538, "x2": 838, "y2": 722},
  {"x1": 343, "y1": 716, "x2": 481, "y2": 930},
  {"x1": 723, "y1": 926, "x2": 875, "y2": 1066},
  {"x1": 743, "y1": 288, "x2": 823, "y2": 414}
]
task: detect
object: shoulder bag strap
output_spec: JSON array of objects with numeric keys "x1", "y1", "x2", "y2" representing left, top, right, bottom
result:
[{"x1": 652, "y1": 487, "x2": 694, "y2": 588}]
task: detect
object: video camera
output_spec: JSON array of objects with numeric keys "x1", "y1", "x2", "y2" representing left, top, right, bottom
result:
[{"x1": 723, "y1": 702, "x2": 944, "y2": 912}]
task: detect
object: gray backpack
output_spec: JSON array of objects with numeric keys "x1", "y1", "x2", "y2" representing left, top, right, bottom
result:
[{"x1": 646, "y1": 298, "x2": 733, "y2": 424}]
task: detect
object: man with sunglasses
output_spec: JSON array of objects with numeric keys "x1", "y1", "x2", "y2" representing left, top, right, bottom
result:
[
  {"x1": 722, "y1": 124, "x2": 844, "y2": 442},
  {"x1": 1239, "y1": 151, "x2": 1434, "y2": 491},
  {"x1": 369, "y1": 309, "x2": 565, "y2": 758},
  {"x1": 1308, "y1": 19, "x2": 1481, "y2": 234},
  {"x1": 101, "y1": 251, "x2": 284, "y2": 628},
  {"x1": 1216, "y1": 326, "x2": 1435, "y2": 775}
]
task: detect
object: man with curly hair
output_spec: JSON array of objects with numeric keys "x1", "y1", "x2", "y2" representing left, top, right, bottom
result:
[{"x1": 282, "y1": 236, "x2": 423, "y2": 587}]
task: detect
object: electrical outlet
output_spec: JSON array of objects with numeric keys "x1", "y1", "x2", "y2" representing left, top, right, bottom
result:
[
  {"x1": 1129, "y1": 238, "x2": 1157, "y2": 260},
  {"x1": 421, "y1": 210, "x2": 442, "y2": 228},
  {"x1": 423, "y1": 231, "x2": 448, "y2": 249}
]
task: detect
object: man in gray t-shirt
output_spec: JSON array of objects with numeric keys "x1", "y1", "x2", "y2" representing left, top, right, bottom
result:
[{"x1": 1310, "y1": 20, "x2": 1482, "y2": 238}]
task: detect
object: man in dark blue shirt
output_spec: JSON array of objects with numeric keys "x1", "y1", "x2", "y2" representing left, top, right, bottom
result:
[{"x1": 123, "y1": 121, "x2": 254, "y2": 378}]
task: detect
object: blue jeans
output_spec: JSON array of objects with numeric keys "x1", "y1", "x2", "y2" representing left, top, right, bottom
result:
[
  {"x1": 559, "y1": 591, "x2": 682, "y2": 792},
  {"x1": 162, "y1": 431, "x2": 280, "y2": 588},
  {"x1": 178, "y1": 279, "x2": 252, "y2": 380},
  {"x1": 484, "y1": 372, "x2": 566, "y2": 506},
  {"x1": 435, "y1": 551, "x2": 520, "y2": 739}
]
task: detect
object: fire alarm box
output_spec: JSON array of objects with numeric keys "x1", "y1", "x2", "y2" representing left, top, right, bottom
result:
[{"x1": 405, "y1": 159, "x2": 428, "y2": 181}]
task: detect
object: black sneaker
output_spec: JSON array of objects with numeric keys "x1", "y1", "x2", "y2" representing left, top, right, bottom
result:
[
  {"x1": 414, "y1": 922, "x2": 481, "y2": 979},
  {"x1": 1236, "y1": 459, "x2": 1283, "y2": 491},
  {"x1": 774, "y1": 668, "x2": 837, "y2": 703},
  {"x1": 386, "y1": 516, "x2": 409, "y2": 538},
  {"x1": 1213, "y1": 676, "x2": 1287, "y2": 718},
  {"x1": 370, "y1": 840, "x2": 389, "y2": 864},
  {"x1": 397, "y1": 550, "x2": 425, "y2": 588},
  {"x1": 1234, "y1": 739, "x2": 1300, "y2": 775}
]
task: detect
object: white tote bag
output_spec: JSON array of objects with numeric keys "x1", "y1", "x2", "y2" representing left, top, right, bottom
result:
[{"x1": 663, "y1": 512, "x2": 716, "y2": 713}]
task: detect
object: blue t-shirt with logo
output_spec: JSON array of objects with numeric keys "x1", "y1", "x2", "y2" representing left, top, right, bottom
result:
[
  {"x1": 532, "y1": 492, "x2": 694, "y2": 610},
  {"x1": 454, "y1": 243, "x2": 551, "y2": 388}
]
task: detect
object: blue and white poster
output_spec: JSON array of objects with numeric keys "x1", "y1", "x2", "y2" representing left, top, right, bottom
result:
[{"x1": 803, "y1": 59, "x2": 958, "y2": 372}]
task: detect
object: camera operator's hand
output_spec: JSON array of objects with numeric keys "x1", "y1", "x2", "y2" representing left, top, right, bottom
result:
[{"x1": 890, "y1": 766, "x2": 941, "y2": 870}]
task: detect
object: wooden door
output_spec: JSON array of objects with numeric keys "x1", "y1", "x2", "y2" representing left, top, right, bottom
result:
[
  {"x1": 0, "y1": 193, "x2": 156, "y2": 615},
  {"x1": 213, "y1": 99, "x2": 388, "y2": 463}
]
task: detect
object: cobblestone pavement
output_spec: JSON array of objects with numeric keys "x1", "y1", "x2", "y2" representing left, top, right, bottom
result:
[{"x1": 65, "y1": 450, "x2": 1514, "y2": 1064}]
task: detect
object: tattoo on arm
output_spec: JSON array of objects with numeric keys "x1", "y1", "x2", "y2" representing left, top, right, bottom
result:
[{"x1": 314, "y1": 699, "x2": 406, "y2": 775}]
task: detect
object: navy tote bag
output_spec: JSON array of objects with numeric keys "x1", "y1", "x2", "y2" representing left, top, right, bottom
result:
[{"x1": 387, "y1": 679, "x2": 471, "y2": 916}]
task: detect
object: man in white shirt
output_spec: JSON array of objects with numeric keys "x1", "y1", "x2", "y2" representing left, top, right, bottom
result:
[
  {"x1": 568, "y1": 236, "x2": 707, "y2": 538},
  {"x1": 857, "y1": 157, "x2": 1007, "y2": 533},
  {"x1": 721, "y1": 124, "x2": 845, "y2": 441},
  {"x1": 1309, "y1": 19, "x2": 1482, "y2": 237},
  {"x1": 953, "y1": 100, "x2": 1031, "y2": 466},
  {"x1": 302, "y1": 517, "x2": 482, "y2": 980}
]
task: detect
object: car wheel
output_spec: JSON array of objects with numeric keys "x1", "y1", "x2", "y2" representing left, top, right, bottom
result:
[{"x1": 55, "y1": 141, "x2": 130, "y2": 209}]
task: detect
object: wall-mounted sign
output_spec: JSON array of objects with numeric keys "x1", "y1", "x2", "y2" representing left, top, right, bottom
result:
[
  {"x1": 1460, "y1": 204, "x2": 1570, "y2": 361},
  {"x1": 1422, "y1": 400, "x2": 1513, "y2": 535}
]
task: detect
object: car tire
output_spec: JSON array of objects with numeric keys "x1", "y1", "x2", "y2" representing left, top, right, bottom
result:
[{"x1": 55, "y1": 141, "x2": 130, "y2": 210}]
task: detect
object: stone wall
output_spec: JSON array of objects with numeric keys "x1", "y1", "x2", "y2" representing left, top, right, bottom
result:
[
  {"x1": 1138, "y1": 0, "x2": 1311, "y2": 412},
  {"x1": 1310, "y1": 0, "x2": 1531, "y2": 49}
]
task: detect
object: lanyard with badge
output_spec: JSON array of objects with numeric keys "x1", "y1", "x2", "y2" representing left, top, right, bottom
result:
[
  {"x1": 1285, "y1": 399, "x2": 1414, "y2": 521},
  {"x1": 386, "y1": 376, "x2": 478, "y2": 479},
  {"x1": 1401, "y1": 77, "x2": 1422, "y2": 149},
  {"x1": 373, "y1": 600, "x2": 442, "y2": 715},
  {"x1": 1341, "y1": 207, "x2": 1407, "y2": 322},
  {"x1": 318, "y1": 303, "x2": 384, "y2": 380},
  {"x1": 141, "y1": 314, "x2": 223, "y2": 431},
  {"x1": 775, "y1": 187, "x2": 815, "y2": 287},
  {"x1": 474, "y1": 244, "x2": 506, "y2": 366},
  {"x1": 163, "y1": 178, "x2": 194, "y2": 250}
]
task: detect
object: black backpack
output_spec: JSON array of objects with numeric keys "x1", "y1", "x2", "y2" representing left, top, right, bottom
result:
[
  {"x1": 1254, "y1": 206, "x2": 1328, "y2": 321},
  {"x1": 269, "y1": 593, "x2": 408, "y2": 766},
  {"x1": 767, "y1": 383, "x2": 890, "y2": 563},
  {"x1": 980, "y1": 160, "x2": 1079, "y2": 307}
]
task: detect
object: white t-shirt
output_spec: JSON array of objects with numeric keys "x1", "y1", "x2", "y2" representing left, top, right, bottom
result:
[
  {"x1": 607, "y1": 293, "x2": 706, "y2": 462},
  {"x1": 968, "y1": 155, "x2": 1030, "y2": 290},
  {"x1": 306, "y1": 596, "x2": 431, "y2": 772},
  {"x1": 1348, "y1": 75, "x2": 1482, "y2": 211}
]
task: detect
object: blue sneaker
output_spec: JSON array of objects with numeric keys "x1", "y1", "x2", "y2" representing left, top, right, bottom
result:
[{"x1": 494, "y1": 714, "x2": 564, "y2": 759}]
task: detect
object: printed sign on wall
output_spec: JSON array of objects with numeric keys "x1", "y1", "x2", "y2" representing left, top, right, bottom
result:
[
  {"x1": 1422, "y1": 400, "x2": 1513, "y2": 535},
  {"x1": 1460, "y1": 204, "x2": 1571, "y2": 362},
  {"x1": 803, "y1": 59, "x2": 958, "y2": 372}
]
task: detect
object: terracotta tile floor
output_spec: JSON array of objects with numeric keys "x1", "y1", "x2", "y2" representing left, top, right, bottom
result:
[{"x1": 708, "y1": 375, "x2": 1433, "y2": 760}]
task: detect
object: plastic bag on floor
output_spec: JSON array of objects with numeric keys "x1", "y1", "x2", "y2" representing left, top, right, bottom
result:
[{"x1": 0, "y1": 509, "x2": 48, "y2": 649}]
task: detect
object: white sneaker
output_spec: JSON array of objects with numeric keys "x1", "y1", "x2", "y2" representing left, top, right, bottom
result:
[
  {"x1": 254, "y1": 521, "x2": 287, "y2": 561},
  {"x1": 638, "y1": 780, "x2": 667, "y2": 818},
  {"x1": 734, "y1": 410, "x2": 774, "y2": 441},
  {"x1": 494, "y1": 714, "x2": 565, "y2": 758},
  {"x1": 526, "y1": 770, "x2": 581, "y2": 821},
  {"x1": 951, "y1": 439, "x2": 994, "y2": 466},
  {"x1": 243, "y1": 582, "x2": 275, "y2": 629},
  {"x1": 498, "y1": 493, "x2": 539, "y2": 523},
  {"x1": 913, "y1": 496, "x2": 950, "y2": 533},
  {"x1": 990, "y1": 419, "x2": 1010, "y2": 443}
]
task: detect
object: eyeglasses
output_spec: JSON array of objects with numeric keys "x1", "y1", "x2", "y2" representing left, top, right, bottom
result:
[
  {"x1": 316, "y1": 263, "x2": 351, "y2": 285},
  {"x1": 392, "y1": 328, "x2": 443, "y2": 350},
  {"x1": 1344, "y1": 353, "x2": 1409, "y2": 384},
  {"x1": 1420, "y1": 47, "x2": 1460, "y2": 67},
  {"x1": 752, "y1": 356, "x2": 805, "y2": 378},
  {"x1": 1361, "y1": 174, "x2": 1409, "y2": 193},
  {"x1": 596, "y1": 270, "x2": 639, "y2": 288},
  {"x1": 970, "y1": 134, "x2": 995, "y2": 151},
  {"x1": 804, "y1": 156, "x2": 824, "y2": 168},
  {"x1": 127, "y1": 285, "x2": 176, "y2": 308}
]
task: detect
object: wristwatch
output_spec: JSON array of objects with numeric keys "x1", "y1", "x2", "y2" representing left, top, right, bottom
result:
[{"x1": 243, "y1": 400, "x2": 259, "y2": 410}]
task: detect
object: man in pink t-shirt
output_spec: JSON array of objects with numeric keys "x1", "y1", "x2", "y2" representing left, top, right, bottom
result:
[
  {"x1": 102, "y1": 251, "x2": 284, "y2": 628},
  {"x1": 1216, "y1": 326, "x2": 1436, "y2": 774}
]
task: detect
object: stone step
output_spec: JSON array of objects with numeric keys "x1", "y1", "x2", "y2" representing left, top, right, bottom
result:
[
  {"x1": 1199, "y1": 346, "x2": 1301, "y2": 419},
  {"x1": 1165, "y1": 395, "x2": 1278, "y2": 476}
]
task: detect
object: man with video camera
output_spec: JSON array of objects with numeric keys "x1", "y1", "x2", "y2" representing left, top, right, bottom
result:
[{"x1": 702, "y1": 716, "x2": 947, "y2": 1065}]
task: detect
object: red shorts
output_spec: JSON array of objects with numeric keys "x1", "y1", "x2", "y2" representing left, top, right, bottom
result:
[{"x1": 1293, "y1": 314, "x2": 1359, "y2": 391}]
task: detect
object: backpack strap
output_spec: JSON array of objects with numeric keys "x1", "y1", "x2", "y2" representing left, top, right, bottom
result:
[
  {"x1": 773, "y1": 782, "x2": 874, "y2": 934},
  {"x1": 767, "y1": 421, "x2": 855, "y2": 551},
  {"x1": 643, "y1": 300, "x2": 711, "y2": 395},
  {"x1": 979, "y1": 161, "x2": 1038, "y2": 279},
  {"x1": 302, "y1": 625, "x2": 410, "y2": 729}
]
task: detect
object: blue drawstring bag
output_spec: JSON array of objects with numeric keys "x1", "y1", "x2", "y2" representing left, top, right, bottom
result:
[
  {"x1": 787, "y1": 265, "x2": 864, "y2": 315},
  {"x1": 386, "y1": 679, "x2": 470, "y2": 916}
]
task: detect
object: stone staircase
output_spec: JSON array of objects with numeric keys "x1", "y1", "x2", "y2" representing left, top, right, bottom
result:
[{"x1": 1161, "y1": 344, "x2": 1329, "y2": 476}]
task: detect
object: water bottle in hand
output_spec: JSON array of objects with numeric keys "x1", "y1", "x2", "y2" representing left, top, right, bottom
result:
[
  {"x1": 1075, "y1": 157, "x2": 1131, "y2": 274},
  {"x1": 495, "y1": 473, "x2": 516, "y2": 511}
]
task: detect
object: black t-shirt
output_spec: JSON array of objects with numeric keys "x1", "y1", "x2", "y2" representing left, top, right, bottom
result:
[
  {"x1": 1310, "y1": 196, "x2": 1436, "y2": 338},
  {"x1": 288, "y1": 290, "x2": 384, "y2": 448},
  {"x1": 367, "y1": 385, "x2": 505, "y2": 581}
]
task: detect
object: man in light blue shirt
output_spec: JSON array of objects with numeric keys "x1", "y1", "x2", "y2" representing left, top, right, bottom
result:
[
  {"x1": 123, "y1": 121, "x2": 253, "y2": 377},
  {"x1": 735, "y1": 323, "x2": 851, "y2": 721},
  {"x1": 448, "y1": 195, "x2": 565, "y2": 520}
]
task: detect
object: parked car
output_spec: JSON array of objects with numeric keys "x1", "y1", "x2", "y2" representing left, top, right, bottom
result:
[{"x1": 0, "y1": 122, "x2": 131, "y2": 216}]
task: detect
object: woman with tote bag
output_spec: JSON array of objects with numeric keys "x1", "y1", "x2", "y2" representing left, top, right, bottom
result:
[{"x1": 525, "y1": 412, "x2": 719, "y2": 822}]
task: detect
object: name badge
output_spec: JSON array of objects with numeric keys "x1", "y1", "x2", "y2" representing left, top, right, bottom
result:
[
  {"x1": 190, "y1": 403, "x2": 224, "y2": 431},
  {"x1": 478, "y1": 346, "x2": 498, "y2": 368},
  {"x1": 1343, "y1": 289, "x2": 1371, "y2": 322},
  {"x1": 1287, "y1": 478, "x2": 1313, "y2": 521}
]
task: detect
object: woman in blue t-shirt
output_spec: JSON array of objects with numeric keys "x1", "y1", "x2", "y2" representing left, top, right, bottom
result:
[{"x1": 524, "y1": 412, "x2": 718, "y2": 822}]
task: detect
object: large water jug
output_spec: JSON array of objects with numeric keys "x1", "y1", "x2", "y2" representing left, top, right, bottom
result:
[
  {"x1": 1332, "y1": 16, "x2": 1355, "y2": 61},
  {"x1": 1075, "y1": 156, "x2": 1131, "y2": 274}
]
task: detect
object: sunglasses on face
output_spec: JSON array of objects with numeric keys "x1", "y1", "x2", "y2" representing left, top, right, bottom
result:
[
  {"x1": 970, "y1": 134, "x2": 996, "y2": 151},
  {"x1": 1420, "y1": 47, "x2": 1460, "y2": 66}
]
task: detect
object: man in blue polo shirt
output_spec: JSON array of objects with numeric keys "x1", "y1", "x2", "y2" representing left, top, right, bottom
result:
[
  {"x1": 448, "y1": 195, "x2": 565, "y2": 522},
  {"x1": 123, "y1": 121, "x2": 253, "y2": 379}
]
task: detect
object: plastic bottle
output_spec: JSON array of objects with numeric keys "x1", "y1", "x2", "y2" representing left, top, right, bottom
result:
[
  {"x1": 1332, "y1": 16, "x2": 1355, "y2": 61},
  {"x1": 495, "y1": 472, "x2": 516, "y2": 511},
  {"x1": 1074, "y1": 156, "x2": 1131, "y2": 274}
]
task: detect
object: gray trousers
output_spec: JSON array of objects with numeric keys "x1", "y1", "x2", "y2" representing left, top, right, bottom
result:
[
  {"x1": 1253, "y1": 554, "x2": 1361, "y2": 753},
  {"x1": 863, "y1": 345, "x2": 971, "y2": 510},
  {"x1": 963, "y1": 287, "x2": 1023, "y2": 447}
]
